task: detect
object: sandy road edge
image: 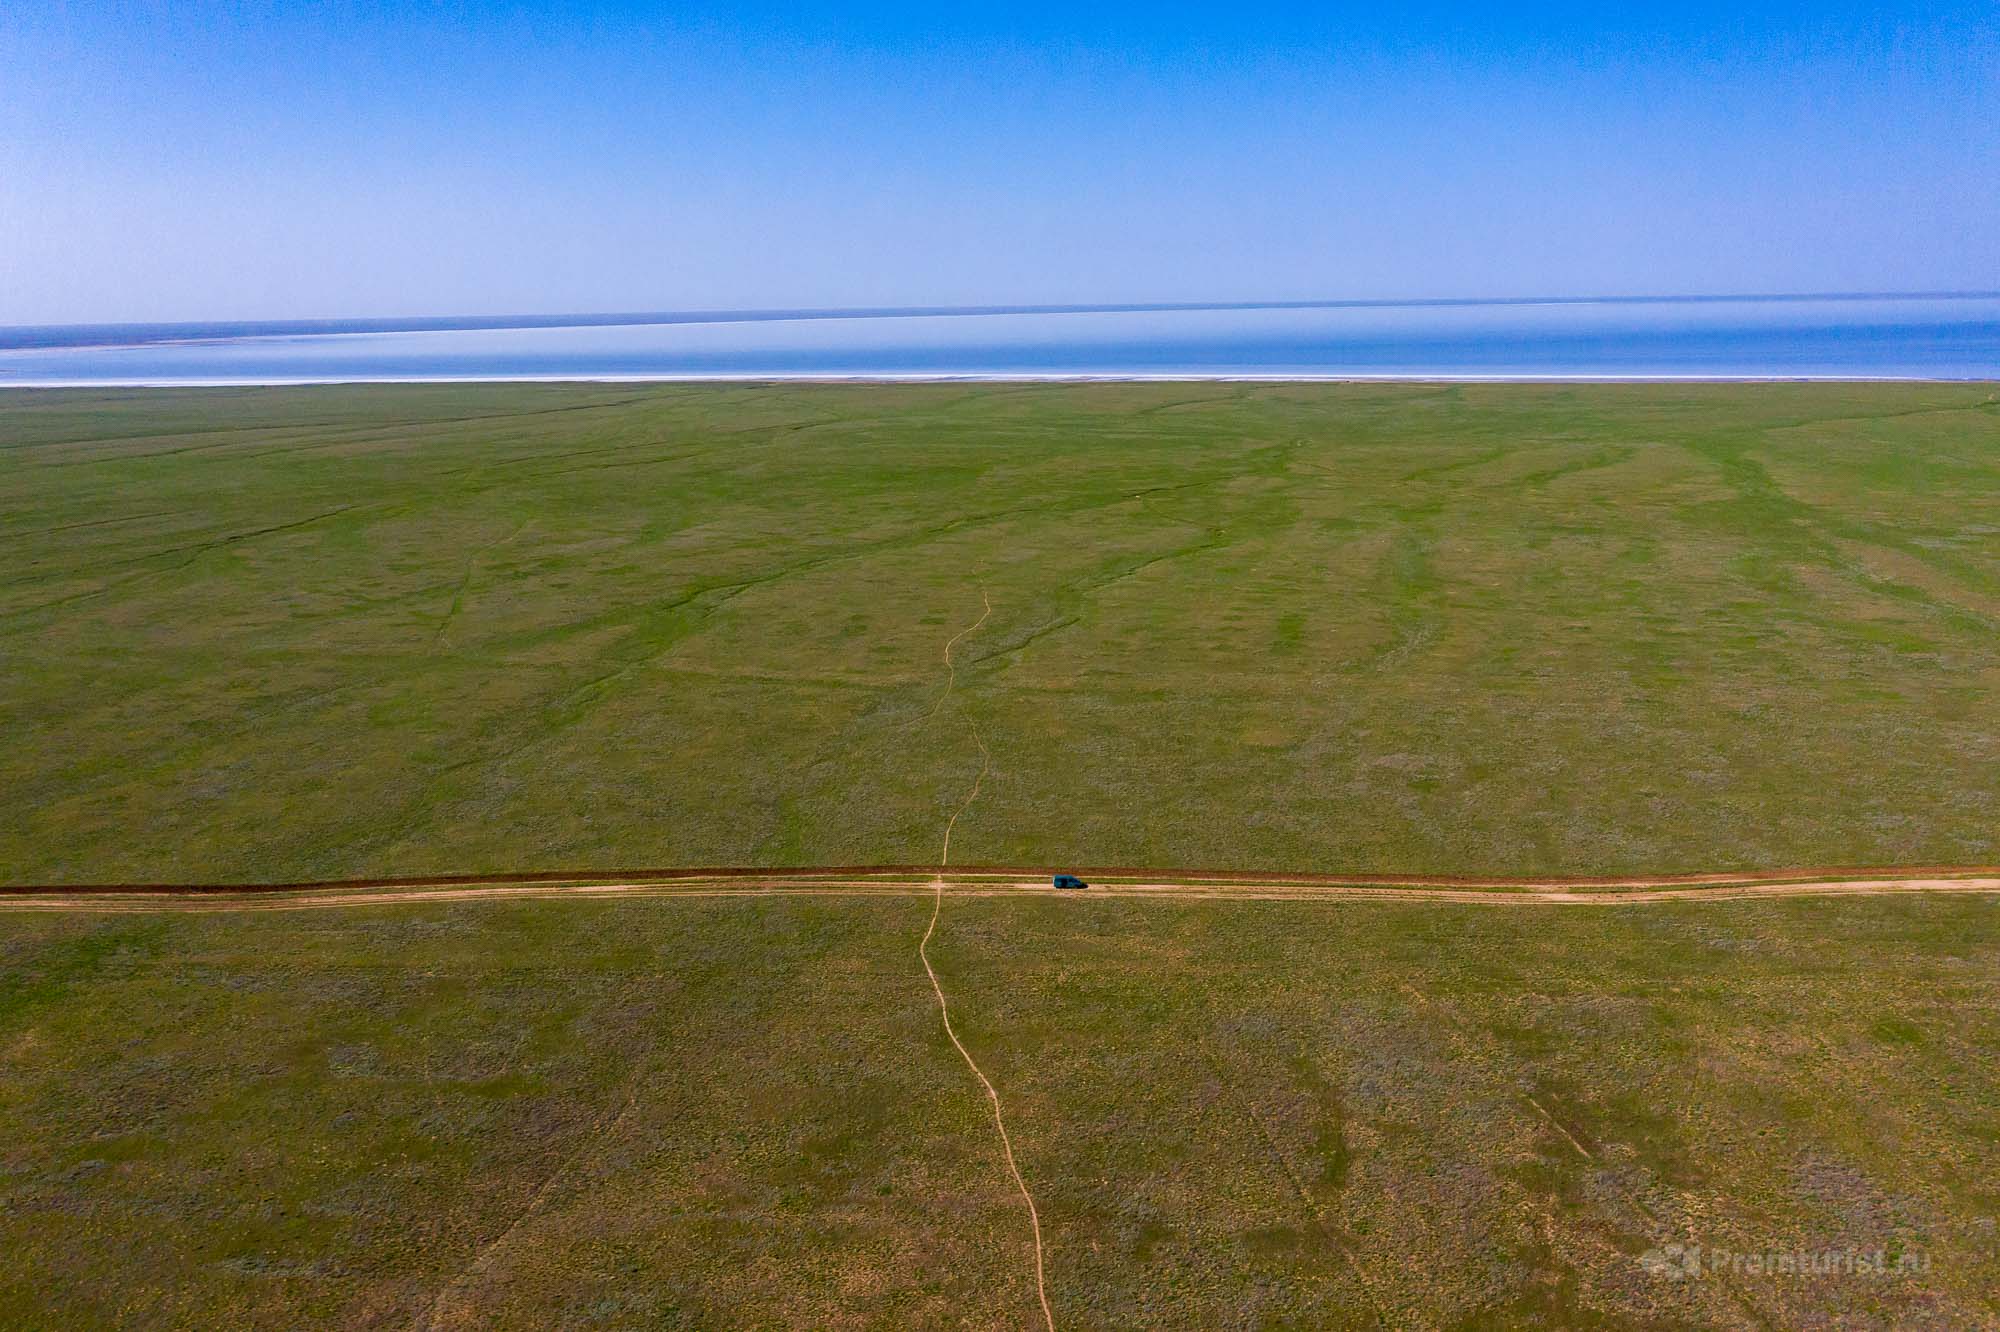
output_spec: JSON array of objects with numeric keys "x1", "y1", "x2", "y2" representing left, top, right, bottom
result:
[
  {"x1": 10, "y1": 861, "x2": 1998, "y2": 897},
  {"x1": 3, "y1": 875, "x2": 1998, "y2": 914}
]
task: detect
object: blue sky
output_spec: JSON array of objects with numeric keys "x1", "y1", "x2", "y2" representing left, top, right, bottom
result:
[{"x1": 2, "y1": 2, "x2": 1995, "y2": 323}]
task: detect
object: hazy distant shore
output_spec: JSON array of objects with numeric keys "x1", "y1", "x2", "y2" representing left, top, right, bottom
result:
[
  {"x1": 6, "y1": 294, "x2": 1996, "y2": 384},
  {"x1": 10, "y1": 289, "x2": 1999, "y2": 353},
  {"x1": 4, "y1": 372, "x2": 1999, "y2": 388}
]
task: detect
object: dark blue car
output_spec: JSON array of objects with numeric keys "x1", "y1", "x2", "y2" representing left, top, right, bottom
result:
[{"x1": 1052, "y1": 873, "x2": 1088, "y2": 890}]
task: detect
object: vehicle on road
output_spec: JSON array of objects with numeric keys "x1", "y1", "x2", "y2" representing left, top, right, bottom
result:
[{"x1": 1052, "y1": 873, "x2": 1089, "y2": 890}]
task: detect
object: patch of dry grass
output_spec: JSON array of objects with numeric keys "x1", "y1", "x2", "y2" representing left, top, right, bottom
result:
[{"x1": 2, "y1": 893, "x2": 1996, "y2": 1326}]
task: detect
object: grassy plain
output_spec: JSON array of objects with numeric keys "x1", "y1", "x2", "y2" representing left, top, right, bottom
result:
[
  {"x1": 5, "y1": 384, "x2": 2000, "y2": 1327},
  {"x1": 3, "y1": 381, "x2": 1998, "y2": 883},
  {"x1": 3, "y1": 891, "x2": 1997, "y2": 1327}
]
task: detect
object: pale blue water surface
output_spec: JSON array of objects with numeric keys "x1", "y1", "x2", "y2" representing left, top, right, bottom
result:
[{"x1": 2, "y1": 295, "x2": 1996, "y2": 384}]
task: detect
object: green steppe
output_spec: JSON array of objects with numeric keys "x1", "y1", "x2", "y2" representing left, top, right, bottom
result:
[
  {"x1": 3, "y1": 894, "x2": 1996, "y2": 1327},
  {"x1": 4, "y1": 382, "x2": 1998, "y2": 881},
  {"x1": 4, "y1": 383, "x2": 1999, "y2": 1328}
]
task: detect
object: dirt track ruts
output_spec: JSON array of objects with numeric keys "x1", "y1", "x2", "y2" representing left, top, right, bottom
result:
[
  {"x1": 2, "y1": 873, "x2": 1996, "y2": 913},
  {"x1": 916, "y1": 589, "x2": 1056, "y2": 1332},
  {"x1": 8, "y1": 861, "x2": 1998, "y2": 897}
]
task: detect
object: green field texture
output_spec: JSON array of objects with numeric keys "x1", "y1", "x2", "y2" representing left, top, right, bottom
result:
[
  {"x1": 4, "y1": 382, "x2": 1998, "y2": 883},
  {"x1": 3, "y1": 892, "x2": 1995, "y2": 1327}
]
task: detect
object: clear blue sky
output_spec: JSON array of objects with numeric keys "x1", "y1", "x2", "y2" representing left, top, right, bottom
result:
[{"x1": 3, "y1": 2, "x2": 1995, "y2": 324}]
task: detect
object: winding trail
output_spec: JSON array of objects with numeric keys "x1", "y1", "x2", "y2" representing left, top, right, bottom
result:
[
  {"x1": 917, "y1": 592, "x2": 1056, "y2": 1332},
  {"x1": 930, "y1": 590, "x2": 994, "y2": 867}
]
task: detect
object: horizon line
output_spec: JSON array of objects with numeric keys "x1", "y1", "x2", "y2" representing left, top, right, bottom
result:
[
  {"x1": 4, "y1": 288, "x2": 1998, "y2": 352},
  {"x1": 5, "y1": 373, "x2": 1997, "y2": 390}
]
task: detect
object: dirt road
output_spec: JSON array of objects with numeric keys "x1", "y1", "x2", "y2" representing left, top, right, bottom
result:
[{"x1": 3, "y1": 869, "x2": 1996, "y2": 913}]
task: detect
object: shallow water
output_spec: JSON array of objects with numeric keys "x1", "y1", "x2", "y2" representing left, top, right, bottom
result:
[{"x1": 3, "y1": 295, "x2": 1997, "y2": 383}]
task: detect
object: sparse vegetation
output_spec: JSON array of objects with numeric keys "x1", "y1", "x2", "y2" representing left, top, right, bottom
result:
[
  {"x1": 4, "y1": 382, "x2": 1999, "y2": 1326},
  {"x1": 4, "y1": 382, "x2": 1998, "y2": 882},
  {"x1": 2, "y1": 892, "x2": 1996, "y2": 1326}
]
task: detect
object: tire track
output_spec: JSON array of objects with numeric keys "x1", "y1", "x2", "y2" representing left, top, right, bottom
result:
[
  {"x1": 1198, "y1": 1040, "x2": 1393, "y2": 1328},
  {"x1": 918, "y1": 591, "x2": 1055, "y2": 1332},
  {"x1": 19, "y1": 860, "x2": 1997, "y2": 897},
  {"x1": 4, "y1": 875, "x2": 1998, "y2": 914},
  {"x1": 432, "y1": 519, "x2": 531, "y2": 649},
  {"x1": 419, "y1": 1072, "x2": 644, "y2": 1331}
]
